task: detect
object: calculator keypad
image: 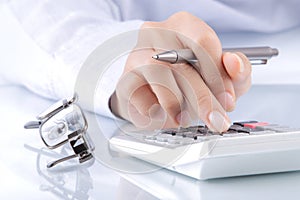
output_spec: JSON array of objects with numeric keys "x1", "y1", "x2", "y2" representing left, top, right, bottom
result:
[{"x1": 136, "y1": 121, "x2": 300, "y2": 147}]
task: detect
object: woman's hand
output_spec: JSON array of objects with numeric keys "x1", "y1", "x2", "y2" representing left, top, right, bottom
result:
[{"x1": 110, "y1": 12, "x2": 251, "y2": 132}]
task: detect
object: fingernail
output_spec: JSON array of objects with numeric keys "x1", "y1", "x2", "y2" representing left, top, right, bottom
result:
[
  {"x1": 176, "y1": 110, "x2": 191, "y2": 127},
  {"x1": 217, "y1": 92, "x2": 235, "y2": 111},
  {"x1": 208, "y1": 111, "x2": 231, "y2": 133},
  {"x1": 232, "y1": 53, "x2": 244, "y2": 73},
  {"x1": 149, "y1": 104, "x2": 166, "y2": 121}
]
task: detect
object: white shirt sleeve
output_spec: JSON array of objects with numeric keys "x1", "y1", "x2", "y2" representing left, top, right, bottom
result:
[{"x1": 0, "y1": 1, "x2": 143, "y2": 118}]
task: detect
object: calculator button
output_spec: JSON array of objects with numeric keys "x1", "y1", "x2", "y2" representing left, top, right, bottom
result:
[
  {"x1": 154, "y1": 135, "x2": 171, "y2": 144},
  {"x1": 243, "y1": 122, "x2": 269, "y2": 129},
  {"x1": 175, "y1": 131, "x2": 194, "y2": 137},
  {"x1": 157, "y1": 128, "x2": 178, "y2": 135},
  {"x1": 185, "y1": 133, "x2": 202, "y2": 140},
  {"x1": 145, "y1": 135, "x2": 156, "y2": 139},
  {"x1": 177, "y1": 127, "x2": 198, "y2": 134},
  {"x1": 185, "y1": 125, "x2": 205, "y2": 133},
  {"x1": 228, "y1": 125, "x2": 252, "y2": 133},
  {"x1": 144, "y1": 135, "x2": 157, "y2": 142},
  {"x1": 187, "y1": 125, "x2": 205, "y2": 129},
  {"x1": 254, "y1": 124, "x2": 288, "y2": 132},
  {"x1": 178, "y1": 137, "x2": 195, "y2": 145},
  {"x1": 233, "y1": 121, "x2": 258, "y2": 126},
  {"x1": 167, "y1": 136, "x2": 184, "y2": 144},
  {"x1": 155, "y1": 140, "x2": 168, "y2": 145},
  {"x1": 184, "y1": 132, "x2": 197, "y2": 138},
  {"x1": 173, "y1": 132, "x2": 184, "y2": 137},
  {"x1": 156, "y1": 134, "x2": 174, "y2": 142},
  {"x1": 196, "y1": 134, "x2": 221, "y2": 141}
]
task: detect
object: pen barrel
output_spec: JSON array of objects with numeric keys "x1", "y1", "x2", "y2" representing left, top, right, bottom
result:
[
  {"x1": 154, "y1": 46, "x2": 279, "y2": 65},
  {"x1": 223, "y1": 46, "x2": 279, "y2": 60},
  {"x1": 176, "y1": 49, "x2": 198, "y2": 63}
]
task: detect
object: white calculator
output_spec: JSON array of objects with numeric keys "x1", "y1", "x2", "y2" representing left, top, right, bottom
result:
[{"x1": 109, "y1": 121, "x2": 300, "y2": 180}]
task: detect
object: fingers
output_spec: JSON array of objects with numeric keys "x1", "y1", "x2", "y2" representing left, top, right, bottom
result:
[
  {"x1": 129, "y1": 84, "x2": 158, "y2": 117},
  {"x1": 222, "y1": 52, "x2": 252, "y2": 98},
  {"x1": 172, "y1": 63, "x2": 231, "y2": 132},
  {"x1": 112, "y1": 71, "x2": 162, "y2": 128},
  {"x1": 188, "y1": 46, "x2": 236, "y2": 112},
  {"x1": 110, "y1": 11, "x2": 253, "y2": 132},
  {"x1": 120, "y1": 61, "x2": 231, "y2": 132},
  {"x1": 141, "y1": 64, "x2": 184, "y2": 125},
  {"x1": 124, "y1": 49, "x2": 184, "y2": 127},
  {"x1": 128, "y1": 84, "x2": 178, "y2": 129},
  {"x1": 114, "y1": 58, "x2": 182, "y2": 129},
  {"x1": 163, "y1": 12, "x2": 236, "y2": 112},
  {"x1": 112, "y1": 70, "x2": 148, "y2": 121}
]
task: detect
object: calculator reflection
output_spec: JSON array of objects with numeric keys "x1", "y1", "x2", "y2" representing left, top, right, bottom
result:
[
  {"x1": 118, "y1": 162, "x2": 300, "y2": 200},
  {"x1": 24, "y1": 145, "x2": 94, "y2": 200}
]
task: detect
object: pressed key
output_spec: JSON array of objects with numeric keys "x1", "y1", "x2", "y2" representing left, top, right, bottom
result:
[
  {"x1": 197, "y1": 127, "x2": 210, "y2": 134},
  {"x1": 186, "y1": 125, "x2": 205, "y2": 132}
]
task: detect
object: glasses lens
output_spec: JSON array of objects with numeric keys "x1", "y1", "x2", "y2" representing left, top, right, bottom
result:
[{"x1": 40, "y1": 105, "x2": 86, "y2": 147}]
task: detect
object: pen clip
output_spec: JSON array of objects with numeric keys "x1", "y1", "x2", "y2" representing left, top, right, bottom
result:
[{"x1": 249, "y1": 59, "x2": 268, "y2": 65}]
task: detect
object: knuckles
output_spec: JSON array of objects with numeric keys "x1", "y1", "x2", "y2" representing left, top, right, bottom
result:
[
  {"x1": 160, "y1": 98, "x2": 182, "y2": 114},
  {"x1": 141, "y1": 21, "x2": 160, "y2": 29},
  {"x1": 193, "y1": 89, "x2": 213, "y2": 109},
  {"x1": 167, "y1": 11, "x2": 199, "y2": 24}
]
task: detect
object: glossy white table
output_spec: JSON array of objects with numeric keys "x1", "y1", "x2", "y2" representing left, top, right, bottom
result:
[{"x1": 1, "y1": 85, "x2": 300, "y2": 200}]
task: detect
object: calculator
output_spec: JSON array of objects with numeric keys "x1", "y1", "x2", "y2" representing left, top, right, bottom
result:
[{"x1": 109, "y1": 121, "x2": 300, "y2": 180}]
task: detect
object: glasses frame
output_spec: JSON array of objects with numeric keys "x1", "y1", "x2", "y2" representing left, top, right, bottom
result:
[{"x1": 24, "y1": 94, "x2": 94, "y2": 168}]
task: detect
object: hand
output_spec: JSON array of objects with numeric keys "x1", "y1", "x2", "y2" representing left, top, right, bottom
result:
[{"x1": 110, "y1": 12, "x2": 251, "y2": 132}]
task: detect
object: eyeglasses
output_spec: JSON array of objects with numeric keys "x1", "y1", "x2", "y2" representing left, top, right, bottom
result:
[{"x1": 24, "y1": 94, "x2": 94, "y2": 168}]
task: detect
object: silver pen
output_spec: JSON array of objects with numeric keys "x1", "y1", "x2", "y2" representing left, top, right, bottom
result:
[{"x1": 152, "y1": 46, "x2": 279, "y2": 65}]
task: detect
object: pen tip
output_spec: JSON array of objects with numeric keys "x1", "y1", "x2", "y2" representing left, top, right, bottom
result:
[{"x1": 152, "y1": 55, "x2": 158, "y2": 60}]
